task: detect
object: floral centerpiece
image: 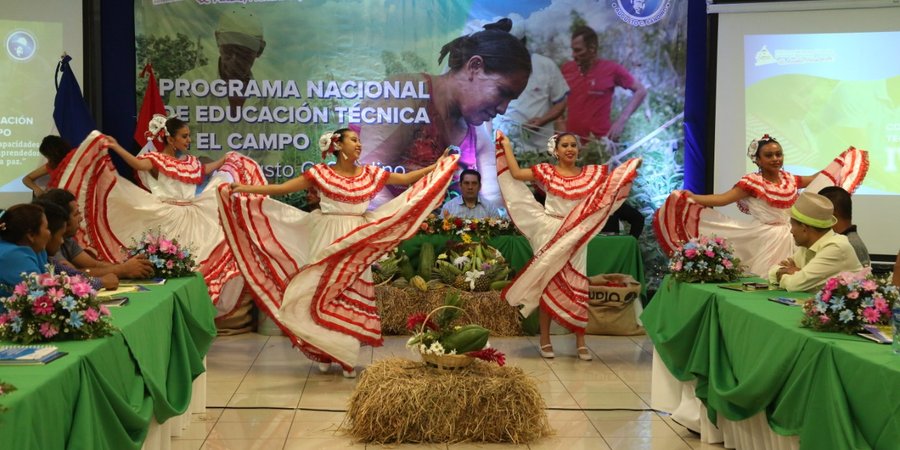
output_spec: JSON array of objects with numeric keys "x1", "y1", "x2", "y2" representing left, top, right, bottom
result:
[
  {"x1": 0, "y1": 268, "x2": 115, "y2": 344},
  {"x1": 406, "y1": 292, "x2": 506, "y2": 368},
  {"x1": 668, "y1": 235, "x2": 742, "y2": 283},
  {"x1": 418, "y1": 213, "x2": 517, "y2": 238},
  {"x1": 127, "y1": 230, "x2": 197, "y2": 278},
  {"x1": 801, "y1": 268, "x2": 897, "y2": 334}
]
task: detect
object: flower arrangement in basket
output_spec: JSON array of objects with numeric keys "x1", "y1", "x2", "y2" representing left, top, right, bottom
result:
[
  {"x1": 801, "y1": 268, "x2": 897, "y2": 334},
  {"x1": 668, "y1": 235, "x2": 742, "y2": 283},
  {"x1": 0, "y1": 268, "x2": 115, "y2": 344},
  {"x1": 127, "y1": 230, "x2": 197, "y2": 278},
  {"x1": 405, "y1": 292, "x2": 506, "y2": 369},
  {"x1": 433, "y1": 238, "x2": 510, "y2": 291}
]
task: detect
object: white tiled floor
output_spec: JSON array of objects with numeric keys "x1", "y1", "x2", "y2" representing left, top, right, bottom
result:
[{"x1": 174, "y1": 333, "x2": 726, "y2": 450}]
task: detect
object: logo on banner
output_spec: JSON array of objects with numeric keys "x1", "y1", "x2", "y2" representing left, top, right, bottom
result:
[
  {"x1": 6, "y1": 30, "x2": 37, "y2": 62},
  {"x1": 612, "y1": 0, "x2": 671, "y2": 27}
]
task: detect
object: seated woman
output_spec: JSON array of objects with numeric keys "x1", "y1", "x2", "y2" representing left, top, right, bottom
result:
[
  {"x1": 220, "y1": 129, "x2": 459, "y2": 377},
  {"x1": 654, "y1": 135, "x2": 868, "y2": 276},
  {"x1": 56, "y1": 116, "x2": 267, "y2": 316},
  {"x1": 0, "y1": 204, "x2": 51, "y2": 296},
  {"x1": 32, "y1": 199, "x2": 115, "y2": 291},
  {"x1": 22, "y1": 135, "x2": 75, "y2": 197}
]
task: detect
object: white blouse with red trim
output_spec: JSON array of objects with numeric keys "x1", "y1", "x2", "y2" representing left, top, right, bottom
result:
[
  {"x1": 303, "y1": 164, "x2": 390, "y2": 204},
  {"x1": 531, "y1": 163, "x2": 609, "y2": 201},
  {"x1": 137, "y1": 152, "x2": 204, "y2": 185},
  {"x1": 734, "y1": 171, "x2": 801, "y2": 210}
]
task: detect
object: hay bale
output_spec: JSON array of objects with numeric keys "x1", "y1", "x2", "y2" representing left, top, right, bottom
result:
[
  {"x1": 345, "y1": 357, "x2": 552, "y2": 444},
  {"x1": 376, "y1": 284, "x2": 524, "y2": 336}
]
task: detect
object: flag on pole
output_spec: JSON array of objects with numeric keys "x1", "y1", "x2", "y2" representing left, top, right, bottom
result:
[
  {"x1": 53, "y1": 54, "x2": 96, "y2": 146},
  {"x1": 134, "y1": 63, "x2": 167, "y2": 152}
]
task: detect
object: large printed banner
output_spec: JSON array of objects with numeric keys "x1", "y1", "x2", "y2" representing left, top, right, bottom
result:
[{"x1": 135, "y1": 0, "x2": 686, "y2": 202}]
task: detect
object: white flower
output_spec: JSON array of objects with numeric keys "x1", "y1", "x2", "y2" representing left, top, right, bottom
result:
[
  {"x1": 453, "y1": 256, "x2": 470, "y2": 268},
  {"x1": 428, "y1": 341, "x2": 445, "y2": 355},
  {"x1": 465, "y1": 269, "x2": 485, "y2": 290}
]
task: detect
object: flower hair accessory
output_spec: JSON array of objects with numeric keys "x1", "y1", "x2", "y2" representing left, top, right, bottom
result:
[
  {"x1": 145, "y1": 114, "x2": 168, "y2": 143},
  {"x1": 747, "y1": 133, "x2": 776, "y2": 163},
  {"x1": 546, "y1": 134, "x2": 560, "y2": 158},
  {"x1": 318, "y1": 131, "x2": 343, "y2": 159}
]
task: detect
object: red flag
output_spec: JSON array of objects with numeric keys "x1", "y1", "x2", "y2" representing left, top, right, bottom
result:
[{"x1": 134, "y1": 63, "x2": 166, "y2": 151}]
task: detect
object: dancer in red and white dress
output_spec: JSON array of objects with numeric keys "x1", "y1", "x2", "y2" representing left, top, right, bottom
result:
[
  {"x1": 653, "y1": 134, "x2": 869, "y2": 276},
  {"x1": 219, "y1": 128, "x2": 459, "y2": 377},
  {"x1": 496, "y1": 131, "x2": 641, "y2": 361},
  {"x1": 57, "y1": 117, "x2": 267, "y2": 316}
]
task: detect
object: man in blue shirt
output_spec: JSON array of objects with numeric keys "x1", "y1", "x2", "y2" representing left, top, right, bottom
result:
[{"x1": 441, "y1": 169, "x2": 505, "y2": 219}]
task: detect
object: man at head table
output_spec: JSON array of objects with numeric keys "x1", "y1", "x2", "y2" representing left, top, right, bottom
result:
[{"x1": 768, "y1": 192, "x2": 862, "y2": 292}]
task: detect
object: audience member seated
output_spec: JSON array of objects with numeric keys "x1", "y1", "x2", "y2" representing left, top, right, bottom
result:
[
  {"x1": 768, "y1": 192, "x2": 862, "y2": 292},
  {"x1": 40, "y1": 188, "x2": 153, "y2": 279},
  {"x1": 33, "y1": 200, "x2": 115, "y2": 290},
  {"x1": 0, "y1": 204, "x2": 51, "y2": 296},
  {"x1": 441, "y1": 169, "x2": 505, "y2": 219},
  {"x1": 818, "y1": 186, "x2": 870, "y2": 266}
]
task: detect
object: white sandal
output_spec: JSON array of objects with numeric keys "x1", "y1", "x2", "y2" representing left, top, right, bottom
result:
[
  {"x1": 539, "y1": 344, "x2": 555, "y2": 359},
  {"x1": 577, "y1": 346, "x2": 593, "y2": 361}
]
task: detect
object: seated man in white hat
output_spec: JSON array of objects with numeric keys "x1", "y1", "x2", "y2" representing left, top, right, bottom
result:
[{"x1": 768, "y1": 192, "x2": 863, "y2": 292}]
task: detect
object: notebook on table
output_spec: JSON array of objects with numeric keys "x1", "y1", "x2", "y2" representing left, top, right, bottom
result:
[{"x1": 0, "y1": 346, "x2": 67, "y2": 365}]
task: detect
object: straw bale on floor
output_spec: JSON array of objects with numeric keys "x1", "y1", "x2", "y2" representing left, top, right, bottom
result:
[
  {"x1": 376, "y1": 284, "x2": 523, "y2": 336},
  {"x1": 345, "y1": 357, "x2": 552, "y2": 444}
]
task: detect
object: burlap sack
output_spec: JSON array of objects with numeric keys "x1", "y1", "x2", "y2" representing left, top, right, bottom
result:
[{"x1": 584, "y1": 274, "x2": 644, "y2": 336}]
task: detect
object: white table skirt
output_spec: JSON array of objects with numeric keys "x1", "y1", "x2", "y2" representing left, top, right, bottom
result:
[
  {"x1": 651, "y1": 352, "x2": 799, "y2": 450},
  {"x1": 142, "y1": 357, "x2": 208, "y2": 450}
]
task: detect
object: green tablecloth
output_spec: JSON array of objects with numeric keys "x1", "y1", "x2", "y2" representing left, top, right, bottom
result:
[
  {"x1": 401, "y1": 233, "x2": 645, "y2": 284},
  {"x1": 641, "y1": 277, "x2": 900, "y2": 450},
  {"x1": 0, "y1": 274, "x2": 217, "y2": 450}
]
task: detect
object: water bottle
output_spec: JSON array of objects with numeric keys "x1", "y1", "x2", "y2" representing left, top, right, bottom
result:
[{"x1": 893, "y1": 297, "x2": 900, "y2": 355}]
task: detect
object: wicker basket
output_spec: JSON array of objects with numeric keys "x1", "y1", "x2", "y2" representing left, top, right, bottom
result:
[
  {"x1": 420, "y1": 352, "x2": 474, "y2": 370},
  {"x1": 416, "y1": 305, "x2": 476, "y2": 370}
]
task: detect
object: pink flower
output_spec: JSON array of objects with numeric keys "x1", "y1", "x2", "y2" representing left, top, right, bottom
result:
[
  {"x1": 699, "y1": 236, "x2": 709, "y2": 246},
  {"x1": 99, "y1": 305, "x2": 111, "y2": 316},
  {"x1": 32, "y1": 296, "x2": 54, "y2": 315},
  {"x1": 47, "y1": 287, "x2": 64, "y2": 301},
  {"x1": 862, "y1": 307, "x2": 881, "y2": 323},
  {"x1": 819, "y1": 314, "x2": 830, "y2": 324},
  {"x1": 159, "y1": 239, "x2": 174, "y2": 254},
  {"x1": 821, "y1": 290, "x2": 832, "y2": 302},
  {"x1": 674, "y1": 261, "x2": 683, "y2": 271},
  {"x1": 714, "y1": 237, "x2": 725, "y2": 245},
  {"x1": 165, "y1": 260, "x2": 174, "y2": 269},
  {"x1": 39, "y1": 322, "x2": 58, "y2": 338},
  {"x1": 70, "y1": 282, "x2": 93, "y2": 297},
  {"x1": 177, "y1": 252, "x2": 185, "y2": 259},
  {"x1": 847, "y1": 290, "x2": 859, "y2": 300},
  {"x1": 722, "y1": 259, "x2": 733, "y2": 269},
  {"x1": 39, "y1": 274, "x2": 58, "y2": 287},
  {"x1": 420, "y1": 222, "x2": 428, "y2": 231},
  {"x1": 684, "y1": 249, "x2": 698, "y2": 259},
  {"x1": 84, "y1": 308, "x2": 100, "y2": 323},
  {"x1": 0, "y1": 314, "x2": 8, "y2": 325},
  {"x1": 824, "y1": 278, "x2": 839, "y2": 291},
  {"x1": 147, "y1": 245, "x2": 158, "y2": 254},
  {"x1": 861, "y1": 280, "x2": 877, "y2": 292},
  {"x1": 874, "y1": 298, "x2": 889, "y2": 314},
  {"x1": 705, "y1": 250, "x2": 715, "y2": 258},
  {"x1": 13, "y1": 283, "x2": 28, "y2": 296}
]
